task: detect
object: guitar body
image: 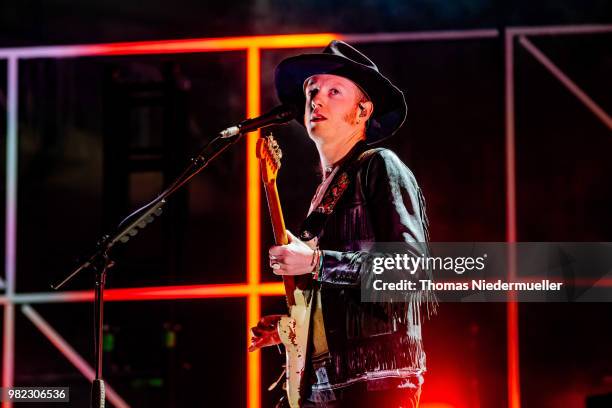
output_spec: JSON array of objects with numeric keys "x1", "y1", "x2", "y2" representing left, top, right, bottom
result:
[
  {"x1": 257, "y1": 135, "x2": 313, "y2": 407},
  {"x1": 278, "y1": 285, "x2": 313, "y2": 408}
]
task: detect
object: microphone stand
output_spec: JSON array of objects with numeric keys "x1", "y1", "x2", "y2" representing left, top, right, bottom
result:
[{"x1": 52, "y1": 128, "x2": 247, "y2": 408}]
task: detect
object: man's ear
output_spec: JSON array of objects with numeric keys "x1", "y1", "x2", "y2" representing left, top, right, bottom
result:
[{"x1": 359, "y1": 101, "x2": 374, "y2": 121}]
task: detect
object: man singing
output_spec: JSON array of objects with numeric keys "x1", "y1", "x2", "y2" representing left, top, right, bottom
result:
[{"x1": 249, "y1": 40, "x2": 433, "y2": 408}]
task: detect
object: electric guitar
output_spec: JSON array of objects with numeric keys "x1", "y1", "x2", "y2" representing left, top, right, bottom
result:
[{"x1": 256, "y1": 134, "x2": 314, "y2": 408}]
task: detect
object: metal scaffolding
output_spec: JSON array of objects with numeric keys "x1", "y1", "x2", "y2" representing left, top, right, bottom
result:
[{"x1": 1, "y1": 25, "x2": 610, "y2": 408}]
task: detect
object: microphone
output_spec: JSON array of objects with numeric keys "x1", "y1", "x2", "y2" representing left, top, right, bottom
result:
[{"x1": 220, "y1": 104, "x2": 297, "y2": 138}]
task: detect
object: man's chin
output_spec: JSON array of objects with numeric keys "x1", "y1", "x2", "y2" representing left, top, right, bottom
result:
[
  {"x1": 307, "y1": 127, "x2": 334, "y2": 143},
  {"x1": 307, "y1": 123, "x2": 327, "y2": 138}
]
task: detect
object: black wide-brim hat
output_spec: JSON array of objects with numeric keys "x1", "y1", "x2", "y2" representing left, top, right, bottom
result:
[{"x1": 274, "y1": 40, "x2": 407, "y2": 144}]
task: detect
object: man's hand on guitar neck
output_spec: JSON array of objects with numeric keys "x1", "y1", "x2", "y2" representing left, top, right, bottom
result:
[
  {"x1": 248, "y1": 314, "x2": 283, "y2": 352},
  {"x1": 268, "y1": 230, "x2": 316, "y2": 276}
]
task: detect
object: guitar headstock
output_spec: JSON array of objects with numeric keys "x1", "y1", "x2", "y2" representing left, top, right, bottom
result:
[{"x1": 256, "y1": 134, "x2": 282, "y2": 183}]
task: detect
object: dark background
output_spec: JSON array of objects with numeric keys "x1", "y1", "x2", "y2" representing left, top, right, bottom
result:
[{"x1": 0, "y1": 1, "x2": 611, "y2": 407}]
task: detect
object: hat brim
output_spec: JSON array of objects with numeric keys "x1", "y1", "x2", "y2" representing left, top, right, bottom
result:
[{"x1": 275, "y1": 53, "x2": 407, "y2": 144}]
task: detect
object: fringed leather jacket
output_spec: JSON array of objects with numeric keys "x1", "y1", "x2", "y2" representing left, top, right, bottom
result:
[{"x1": 299, "y1": 141, "x2": 433, "y2": 396}]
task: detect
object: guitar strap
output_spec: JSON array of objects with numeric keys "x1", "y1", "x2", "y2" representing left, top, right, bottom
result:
[{"x1": 298, "y1": 146, "x2": 382, "y2": 242}]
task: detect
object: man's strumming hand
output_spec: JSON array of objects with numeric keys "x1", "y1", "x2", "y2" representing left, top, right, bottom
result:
[{"x1": 248, "y1": 314, "x2": 283, "y2": 352}]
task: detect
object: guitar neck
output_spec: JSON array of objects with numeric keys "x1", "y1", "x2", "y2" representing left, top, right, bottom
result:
[
  {"x1": 263, "y1": 180, "x2": 300, "y2": 306},
  {"x1": 263, "y1": 181, "x2": 288, "y2": 246}
]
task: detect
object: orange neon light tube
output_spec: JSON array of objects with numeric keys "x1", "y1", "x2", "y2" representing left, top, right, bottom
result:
[
  {"x1": 89, "y1": 33, "x2": 338, "y2": 56},
  {"x1": 4, "y1": 283, "x2": 285, "y2": 304},
  {"x1": 246, "y1": 46, "x2": 262, "y2": 408}
]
